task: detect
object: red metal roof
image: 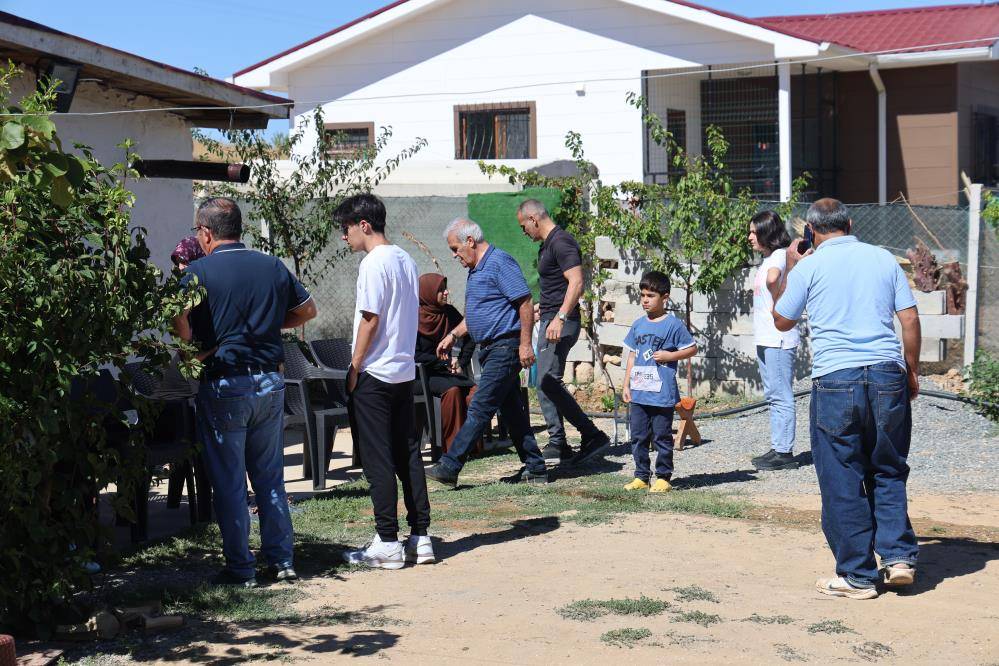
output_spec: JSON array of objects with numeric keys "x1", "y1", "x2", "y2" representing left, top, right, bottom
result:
[{"x1": 758, "y1": 3, "x2": 999, "y2": 54}]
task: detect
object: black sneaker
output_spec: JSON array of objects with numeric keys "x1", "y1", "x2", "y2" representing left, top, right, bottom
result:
[
  {"x1": 264, "y1": 564, "x2": 299, "y2": 582},
  {"x1": 211, "y1": 570, "x2": 258, "y2": 588},
  {"x1": 567, "y1": 432, "x2": 610, "y2": 466},
  {"x1": 541, "y1": 442, "x2": 574, "y2": 463},
  {"x1": 499, "y1": 467, "x2": 549, "y2": 484},
  {"x1": 752, "y1": 449, "x2": 799, "y2": 471},
  {"x1": 426, "y1": 462, "x2": 459, "y2": 488}
]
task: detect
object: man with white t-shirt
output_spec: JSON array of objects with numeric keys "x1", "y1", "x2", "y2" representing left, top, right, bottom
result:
[{"x1": 335, "y1": 194, "x2": 434, "y2": 570}]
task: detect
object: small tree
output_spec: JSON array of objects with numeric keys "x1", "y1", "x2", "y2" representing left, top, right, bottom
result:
[
  {"x1": 0, "y1": 63, "x2": 192, "y2": 627},
  {"x1": 480, "y1": 94, "x2": 808, "y2": 395},
  {"x1": 194, "y1": 109, "x2": 427, "y2": 288}
]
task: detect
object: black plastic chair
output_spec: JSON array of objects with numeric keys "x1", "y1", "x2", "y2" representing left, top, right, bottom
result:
[
  {"x1": 413, "y1": 364, "x2": 443, "y2": 460},
  {"x1": 283, "y1": 341, "x2": 348, "y2": 491},
  {"x1": 122, "y1": 362, "x2": 204, "y2": 542},
  {"x1": 308, "y1": 338, "x2": 358, "y2": 467}
]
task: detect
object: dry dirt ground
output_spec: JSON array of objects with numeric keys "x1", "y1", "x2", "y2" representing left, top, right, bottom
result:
[{"x1": 125, "y1": 489, "x2": 999, "y2": 665}]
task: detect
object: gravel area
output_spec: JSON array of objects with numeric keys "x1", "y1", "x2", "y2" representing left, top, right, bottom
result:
[{"x1": 574, "y1": 379, "x2": 998, "y2": 496}]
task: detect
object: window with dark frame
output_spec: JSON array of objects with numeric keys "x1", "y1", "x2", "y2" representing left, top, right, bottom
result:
[
  {"x1": 454, "y1": 102, "x2": 536, "y2": 159},
  {"x1": 324, "y1": 122, "x2": 375, "y2": 157}
]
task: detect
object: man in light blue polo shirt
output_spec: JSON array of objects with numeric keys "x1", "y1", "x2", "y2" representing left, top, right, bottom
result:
[
  {"x1": 773, "y1": 198, "x2": 921, "y2": 600},
  {"x1": 425, "y1": 217, "x2": 548, "y2": 488}
]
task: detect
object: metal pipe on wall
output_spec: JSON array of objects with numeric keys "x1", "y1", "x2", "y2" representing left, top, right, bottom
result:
[{"x1": 868, "y1": 64, "x2": 887, "y2": 205}]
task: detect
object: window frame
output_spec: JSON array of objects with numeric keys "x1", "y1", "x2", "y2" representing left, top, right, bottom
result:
[
  {"x1": 453, "y1": 101, "x2": 537, "y2": 160},
  {"x1": 323, "y1": 122, "x2": 375, "y2": 158}
]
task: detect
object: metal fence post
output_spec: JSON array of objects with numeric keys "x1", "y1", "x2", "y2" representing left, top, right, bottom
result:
[{"x1": 964, "y1": 183, "x2": 982, "y2": 366}]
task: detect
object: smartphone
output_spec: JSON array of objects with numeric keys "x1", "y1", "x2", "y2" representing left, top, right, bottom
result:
[{"x1": 798, "y1": 226, "x2": 813, "y2": 253}]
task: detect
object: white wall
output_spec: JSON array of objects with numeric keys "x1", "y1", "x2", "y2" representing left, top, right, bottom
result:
[
  {"x1": 12, "y1": 71, "x2": 193, "y2": 271},
  {"x1": 286, "y1": 0, "x2": 775, "y2": 185}
]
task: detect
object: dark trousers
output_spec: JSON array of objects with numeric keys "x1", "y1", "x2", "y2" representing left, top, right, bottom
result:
[
  {"x1": 441, "y1": 337, "x2": 546, "y2": 475},
  {"x1": 350, "y1": 372, "x2": 430, "y2": 542},
  {"x1": 811, "y1": 362, "x2": 918, "y2": 588},
  {"x1": 629, "y1": 403, "x2": 675, "y2": 481},
  {"x1": 537, "y1": 316, "x2": 603, "y2": 448}
]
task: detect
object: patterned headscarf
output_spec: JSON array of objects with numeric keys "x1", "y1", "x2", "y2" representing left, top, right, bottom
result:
[{"x1": 171, "y1": 235, "x2": 205, "y2": 267}]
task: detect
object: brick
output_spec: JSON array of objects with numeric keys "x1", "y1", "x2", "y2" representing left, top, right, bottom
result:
[
  {"x1": 595, "y1": 322, "x2": 629, "y2": 347},
  {"x1": 566, "y1": 336, "x2": 594, "y2": 363},
  {"x1": 600, "y1": 279, "x2": 639, "y2": 303},
  {"x1": 613, "y1": 301, "x2": 646, "y2": 325},
  {"x1": 595, "y1": 236, "x2": 620, "y2": 261},
  {"x1": 919, "y1": 338, "x2": 946, "y2": 363},
  {"x1": 913, "y1": 290, "x2": 947, "y2": 315},
  {"x1": 613, "y1": 259, "x2": 652, "y2": 284},
  {"x1": 919, "y1": 314, "x2": 964, "y2": 339},
  {"x1": 692, "y1": 290, "x2": 753, "y2": 314}
]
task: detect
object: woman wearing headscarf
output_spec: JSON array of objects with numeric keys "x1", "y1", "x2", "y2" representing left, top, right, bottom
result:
[{"x1": 415, "y1": 273, "x2": 477, "y2": 456}]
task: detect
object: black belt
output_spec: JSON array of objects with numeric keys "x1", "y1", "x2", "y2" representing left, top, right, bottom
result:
[
  {"x1": 478, "y1": 330, "x2": 520, "y2": 348},
  {"x1": 202, "y1": 363, "x2": 280, "y2": 381}
]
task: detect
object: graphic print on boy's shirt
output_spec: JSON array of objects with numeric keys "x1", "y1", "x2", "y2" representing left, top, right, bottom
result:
[{"x1": 623, "y1": 314, "x2": 695, "y2": 408}]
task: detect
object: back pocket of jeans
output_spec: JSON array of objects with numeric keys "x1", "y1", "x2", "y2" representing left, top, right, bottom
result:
[
  {"x1": 876, "y1": 387, "x2": 907, "y2": 433},
  {"x1": 815, "y1": 386, "x2": 854, "y2": 435}
]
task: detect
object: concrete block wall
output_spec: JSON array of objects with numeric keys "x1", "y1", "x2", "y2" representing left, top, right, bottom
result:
[{"x1": 561, "y1": 236, "x2": 965, "y2": 397}]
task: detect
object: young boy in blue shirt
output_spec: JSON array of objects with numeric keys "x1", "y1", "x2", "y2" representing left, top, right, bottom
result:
[{"x1": 622, "y1": 271, "x2": 697, "y2": 493}]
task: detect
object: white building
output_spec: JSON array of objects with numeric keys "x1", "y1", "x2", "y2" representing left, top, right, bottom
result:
[
  {"x1": 234, "y1": 0, "x2": 999, "y2": 204},
  {"x1": 1, "y1": 11, "x2": 290, "y2": 268}
]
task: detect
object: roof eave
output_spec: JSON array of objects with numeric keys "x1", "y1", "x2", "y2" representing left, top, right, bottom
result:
[
  {"x1": 874, "y1": 44, "x2": 999, "y2": 68},
  {"x1": 0, "y1": 13, "x2": 290, "y2": 125}
]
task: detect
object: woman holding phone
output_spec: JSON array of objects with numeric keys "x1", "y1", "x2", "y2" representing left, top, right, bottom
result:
[{"x1": 747, "y1": 211, "x2": 800, "y2": 471}]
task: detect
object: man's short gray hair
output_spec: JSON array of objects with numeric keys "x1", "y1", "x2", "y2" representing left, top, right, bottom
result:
[
  {"x1": 806, "y1": 198, "x2": 851, "y2": 234},
  {"x1": 517, "y1": 198, "x2": 549, "y2": 219},
  {"x1": 444, "y1": 217, "x2": 484, "y2": 243}
]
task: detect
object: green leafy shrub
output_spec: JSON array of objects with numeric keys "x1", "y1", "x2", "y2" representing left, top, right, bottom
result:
[
  {"x1": 0, "y1": 63, "x2": 190, "y2": 628},
  {"x1": 965, "y1": 350, "x2": 999, "y2": 421}
]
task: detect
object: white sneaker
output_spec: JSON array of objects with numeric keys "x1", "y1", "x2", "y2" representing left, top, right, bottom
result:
[
  {"x1": 342, "y1": 535, "x2": 404, "y2": 570},
  {"x1": 403, "y1": 535, "x2": 436, "y2": 565}
]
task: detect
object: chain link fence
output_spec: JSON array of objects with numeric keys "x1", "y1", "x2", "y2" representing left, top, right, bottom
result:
[
  {"x1": 301, "y1": 196, "x2": 469, "y2": 341},
  {"x1": 975, "y1": 210, "x2": 999, "y2": 356}
]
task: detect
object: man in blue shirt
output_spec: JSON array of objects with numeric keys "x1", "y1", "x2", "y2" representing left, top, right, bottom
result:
[
  {"x1": 175, "y1": 197, "x2": 317, "y2": 588},
  {"x1": 425, "y1": 217, "x2": 547, "y2": 487},
  {"x1": 773, "y1": 198, "x2": 921, "y2": 600}
]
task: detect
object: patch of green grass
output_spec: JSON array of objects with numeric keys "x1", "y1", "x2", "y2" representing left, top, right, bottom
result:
[
  {"x1": 672, "y1": 610, "x2": 723, "y2": 627},
  {"x1": 117, "y1": 523, "x2": 223, "y2": 569},
  {"x1": 775, "y1": 643, "x2": 808, "y2": 662},
  {"x1": 743, "y1": 613, "x2": 795, "y2": 625},
  {"x1": 929, "y1": 525, "x2": 946, "y2": 535},
  {"x1": 853, "y1": 641, "x2": 894, "y2": 662},
  {"x1": 671, "y1": 585, "x2": 719, "y2": 603},
  {"x1": 165, "y1": 584, "x2": 303, "y2": 623},
  {"x1": 557, "y1": 596, "x2": 671, "y2": 622},
  {"x1": 600, "y1": 627, "x2": 652, "y2": 648},
  {"x1": 807, "y1": 619, "x2": 855, "y2": 635}
]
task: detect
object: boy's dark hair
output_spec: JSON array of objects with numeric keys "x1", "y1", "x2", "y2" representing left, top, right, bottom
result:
[
  {"x1": 639, "y1": 270, "x2": 670, "y2": 295},
  {"x1": 333, "y1": 193, "x2": 386, "y2": 234},
  {"x1": 749, "y1": 210, "x2": 791, "y2": 251},
  {"x1": 197, "y1": 197, "x2": 242, "y2": 240}
]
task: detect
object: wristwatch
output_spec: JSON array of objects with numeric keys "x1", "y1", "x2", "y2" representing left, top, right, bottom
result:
[{"x1": 557, "y1": 312, "x2": 568, "y2": 322}]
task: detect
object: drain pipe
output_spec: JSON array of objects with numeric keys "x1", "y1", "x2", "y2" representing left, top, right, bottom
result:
[{"x1": 869, "y1": 64, "x2": 887, "y2": 205}]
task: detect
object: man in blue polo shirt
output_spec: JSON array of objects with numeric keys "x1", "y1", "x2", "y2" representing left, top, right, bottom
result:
[
  {"x1": 425, "y1": 217, "x2": 548, "y2": 487},
  {"x1": 773, "y1": 198, "x2": 920, "y2": 600},
  {"x1": 174, "y1": 197, "x2": 317, "y2": 588}
]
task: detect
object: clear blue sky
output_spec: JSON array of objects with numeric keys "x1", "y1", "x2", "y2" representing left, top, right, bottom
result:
[{"x1": 1, "y1": 0, "x2": 976, "y2": 133}]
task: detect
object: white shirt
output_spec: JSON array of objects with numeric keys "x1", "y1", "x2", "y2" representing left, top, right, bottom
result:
[
  {"x1": 352, "y1": 244, "x2": 419, "y2": 384},
  {"x1": 752, "y1": 248, "x2": 800, "y2": 349}
]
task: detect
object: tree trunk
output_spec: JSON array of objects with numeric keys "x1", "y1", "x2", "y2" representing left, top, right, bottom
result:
[{"x1": 684, "y1": 278, "x2": 694, "y2": 396}]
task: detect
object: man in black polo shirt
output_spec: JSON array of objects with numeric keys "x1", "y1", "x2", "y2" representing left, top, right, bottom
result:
[
  {"x1": 174, "y1": 197, "x2": 317, "y2": 588},
  {"x1": 517, "y1": 199, "x2": 609, "y2": 466}
]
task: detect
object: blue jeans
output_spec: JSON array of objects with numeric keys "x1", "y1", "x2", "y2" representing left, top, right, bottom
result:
[
  {"x1": 537, "y1": 316, "x2": 602, "y2": 448},
  {"x1": 441, "y1": 337, "x2": 545, "y2": 475},
  {"x1": 811, "y1": 362, "x2": 918, "y2": 588},
  {"x1": 757, "y1": 346, "x2": 796, "y2": 454},
  {"x1": 197, "y1": 372, "x2": 293, "y2": 579},
  {"x1": 629, "y1": 403, "x2": 674, "y2": 482}
]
